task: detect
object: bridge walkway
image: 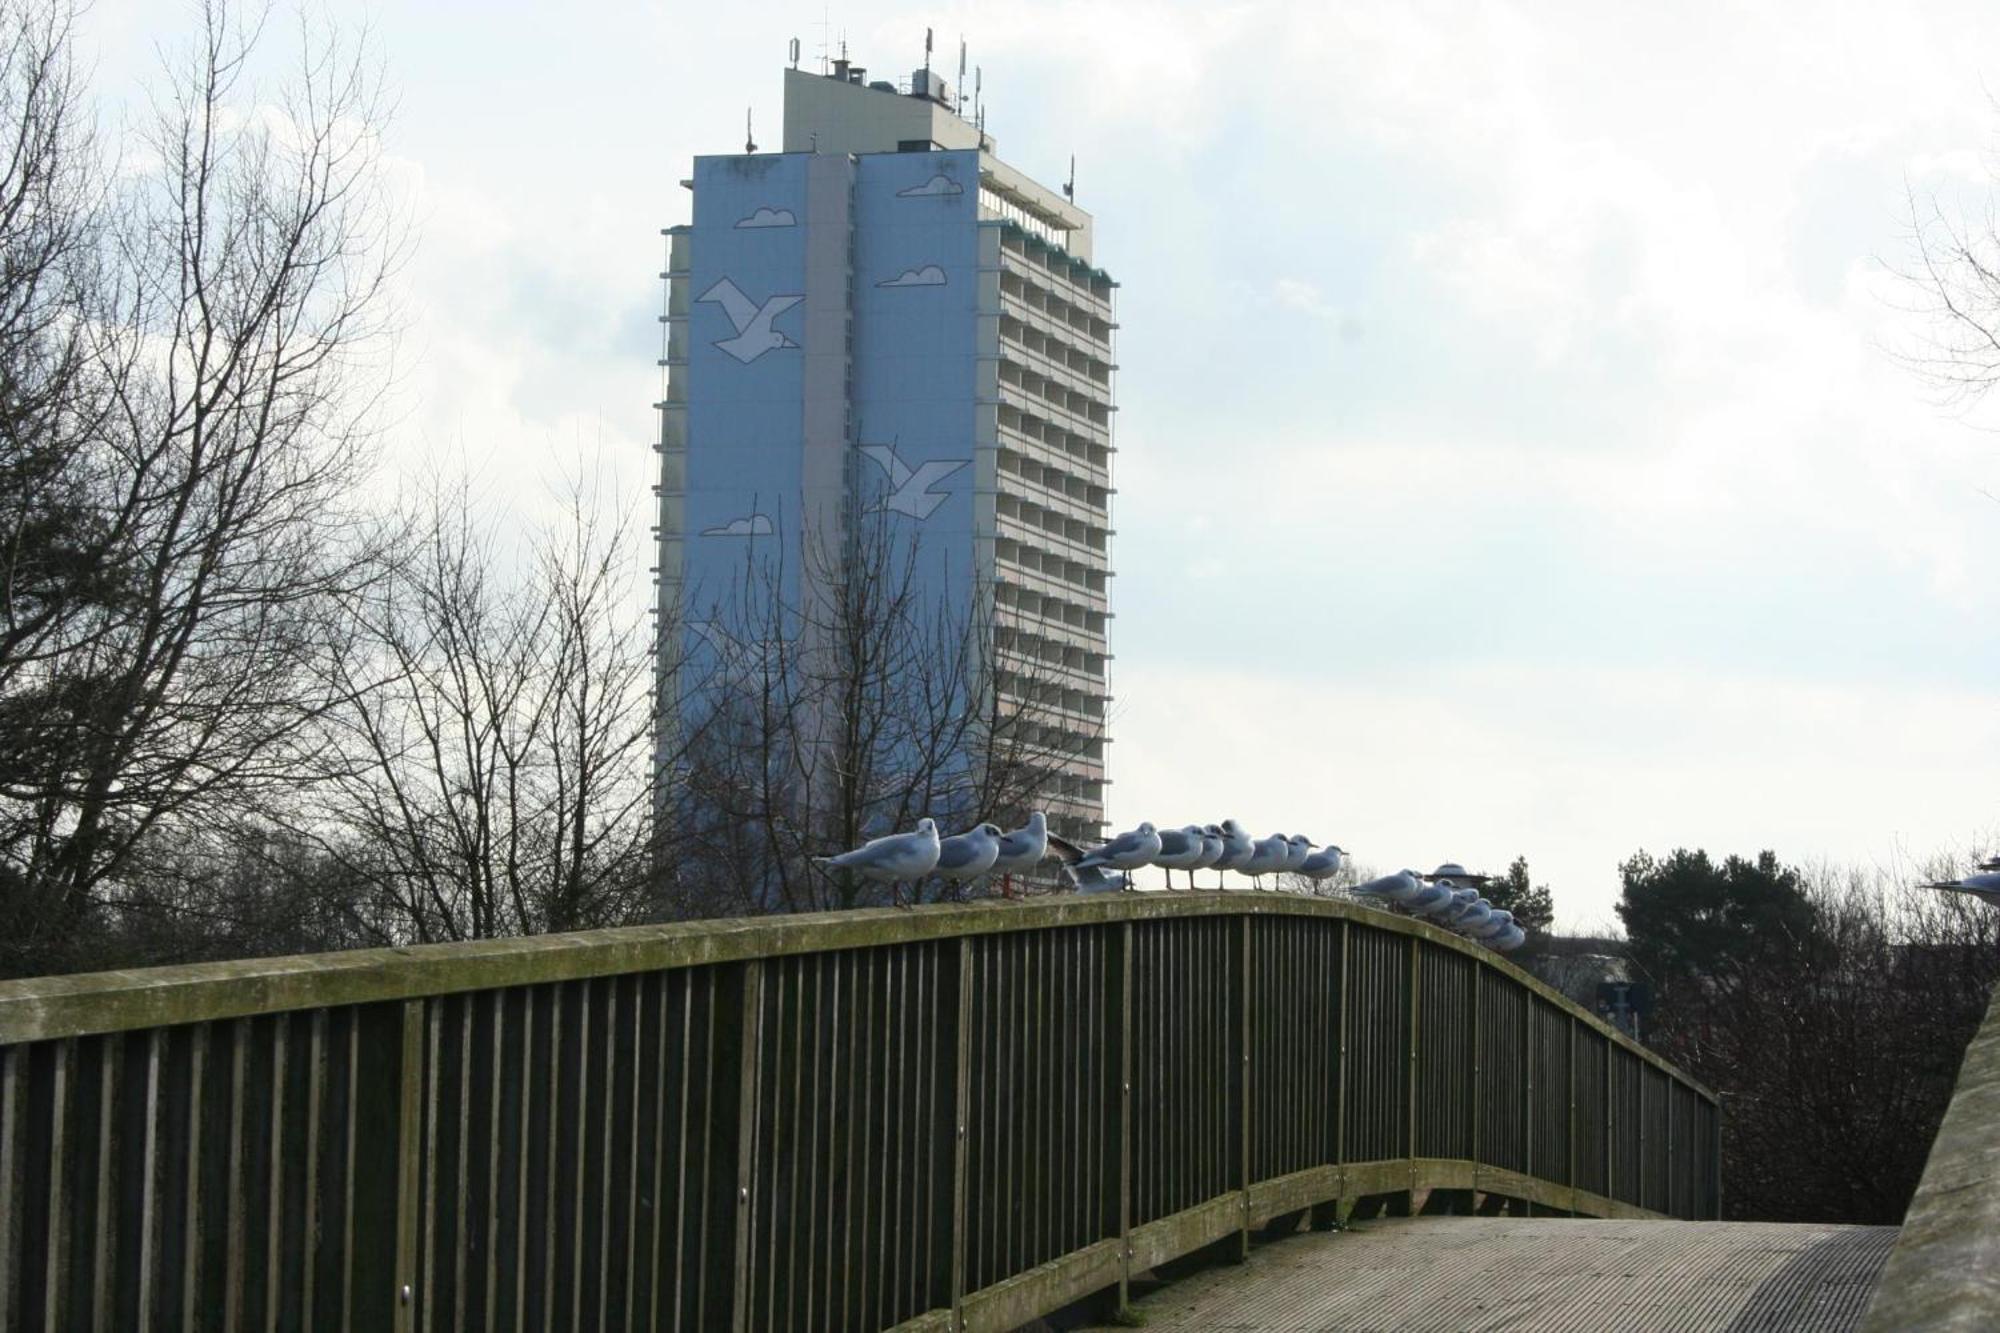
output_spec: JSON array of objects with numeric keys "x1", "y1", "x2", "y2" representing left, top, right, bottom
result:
[{"x1": 1085, "y1": 1217, "x2": 1895, "y2": 1332}]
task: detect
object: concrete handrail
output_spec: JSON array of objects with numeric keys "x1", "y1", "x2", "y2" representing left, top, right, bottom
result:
[{"x1": 1860, "y1": 978, "x2": 2000, "y2": 1330}]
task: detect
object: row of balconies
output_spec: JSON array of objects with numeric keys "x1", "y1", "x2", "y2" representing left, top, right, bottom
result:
[
  {"x1": 996, "y1": 493, "x2": 1110, "y2": 557},
  {"x1": 998, "y1": 358, "x2": 1111, "y2": 431},
  {"x1": 994, "y1": 576, "x2": 1108, "y2": 639},
  {"x1": 994, "y1": 622, "x2": 1109, "y2": 684},
  {"x1": 995, "y1": 668, "x2": 1108, "y2": 724},
  {"x1": 998, "y1": 313, "x2": 1113, "y2": 387},
  {"x1": 998, "y1": 446, "x2": 1110, "y2": 524},
  {"x1": 998, "y1": 402, "x2": 1112, "y2": 479},
  {"x1": 997, "y1": 224, "x2": 1116, "y2": 313},
  {"x1": 997, "y1": 266, "x2": 1114, "y2": 355}
]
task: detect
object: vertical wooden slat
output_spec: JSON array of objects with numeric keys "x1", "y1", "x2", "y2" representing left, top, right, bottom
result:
[
  {"x1": 950, "y1": 938, "x2": 972, "y2": 1331},
  {"x1": 394, "y1": 1002, "x2": 424, "y2": 1333},
  {"x1": 730, "y1": 961, "x2": 764, "y2": 1333}
]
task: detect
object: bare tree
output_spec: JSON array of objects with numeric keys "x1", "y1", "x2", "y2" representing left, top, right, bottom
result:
[
  {"x1": 672, "y1": 503, "x2": 1100, "y2": 916},
  {"x1": 297, "y1": 475, "x2": 656, "y2": 942},
  {"x1": 1899, "y1": 178, "x2": 2000, "y2": 405},
  {"x1": 0, "y1": 0, "x2": 401, "y2": 971},
  {"x1": 1630, "y1": 856, "x2": 2000, "y2": 1224}
]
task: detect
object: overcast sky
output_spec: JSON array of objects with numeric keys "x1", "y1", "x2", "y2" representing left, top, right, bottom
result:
[{"x1": 83, "y1": 1, "x2": 2000, "y2": 926}]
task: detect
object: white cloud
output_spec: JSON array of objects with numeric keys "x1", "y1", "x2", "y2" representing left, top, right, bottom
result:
[
  {"x1": 877, "y1": 264, "x2": 948, "y2": 288},
  {"x1": 701, "y1": 513, "x2": 775, "y2": 537}
]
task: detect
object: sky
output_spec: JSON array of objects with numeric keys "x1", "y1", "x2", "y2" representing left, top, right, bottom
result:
[{"x1": 78, "y1": 0, "x2": 2000, "y2": 927}]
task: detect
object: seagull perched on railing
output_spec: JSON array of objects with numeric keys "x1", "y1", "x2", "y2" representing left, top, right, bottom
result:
[
  {"x1": 1923, "y1": 870, "x2": 2000, "y2": 906},
  {"x1": 989, "y1": 811, "x2": 1058, "y2": 897},
  {"x1": 1068, "y1": 863, "x2": 1134, "y2": 894},
  {"x1": 1238, "y1": 833, "x2": 1293, "y2": 890},
  {"x1": 935, "y1": 824, "x2": 1003, "y2": 894},
  {"x1": 1298, "y1": 844, "x2": 1348, "y2": 891},
  {"x1": 814, "y1": 819, "x2": 941, "y2": 906},
  {"x1": 1355, "y1": 869, "x2": 1425, "y2": 905},
  {"x1": 1067, "y1": 822, "x2": 1163, "y2": 888},
  {"x1": 1153, "y1": 825, "x2": 1209, "y2": 891},
  {"x1": 1211, "y1": 819, "x2": 1255, "y2": 888}
]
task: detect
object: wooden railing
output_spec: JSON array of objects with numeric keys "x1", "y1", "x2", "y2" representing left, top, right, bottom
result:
[
  {"x1": 0, "y1": 893, "x2": 1720, "y2": 1331},
  {"x1": 1860, "y1": 975, "x2": 2000, "y2": 1331}
]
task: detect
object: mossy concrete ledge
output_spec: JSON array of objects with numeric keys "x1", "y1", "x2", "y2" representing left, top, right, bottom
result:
[
  {"x1": 1860, "y1": 978, "x2": 2000, "y2": 1330},
  {"x1": 0, "y1": 893, "x2": 1710, "y2": 1091}
]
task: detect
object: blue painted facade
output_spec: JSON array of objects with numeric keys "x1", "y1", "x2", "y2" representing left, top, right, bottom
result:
[{"x1": 678, "y1": 147, "x2": 986, "y2": 665}]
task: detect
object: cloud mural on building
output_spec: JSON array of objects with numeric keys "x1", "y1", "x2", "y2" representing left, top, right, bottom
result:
[
  {"x1": 876, "y1": 265, "x2": 948, "y2": 289},
  {"x1": 859, "y1": 443, "x2": 968, "y2": 520},
  {"x1": 897, "y1": 174, "x2": 963, "y2": 198},
  {"x1": 700, "y1": 513, "x2": 775, "y2": 537},
  {"x1": 696, "y1": 277, "x2": 803, "y2": 363},
  {"x1": 733, "y1": 206, "x2": 796, "y2": 229}
]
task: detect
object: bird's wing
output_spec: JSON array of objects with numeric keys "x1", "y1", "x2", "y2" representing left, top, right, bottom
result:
[
  {"x1": 936, "y1": 838, "x2": 979, "y2": 871},
  {"x1": 697, "y1": 278, "x2": 759, "y2": 331},
  {"x1": 749, "y1": 293, "x2": 804, "y2": 332},
  {"x1": 859, "y1": 443, "x2": 912, "y2": 489},
  {"x1": 1045, "y1": 832, "x2": 1088, "y2": 863}
]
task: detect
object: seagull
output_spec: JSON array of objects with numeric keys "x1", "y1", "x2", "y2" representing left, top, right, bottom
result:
[
  {"x1": 987, "y1": 811, "x2": 1057, "y2": 897},
  {"x1": 859, "y1": 443, "x2": 970, "y2": 520},
  {"x1": 1067, "y1": 863, "x2": 1134, "y2": 894},
  {"x1": 813, "y1": 819, "x2": 941, "y2": 905},
  {"x1": 1198, "y1": 825, "x2": 1226, "y2": 871},
  {"x1": 1073, "y1": 822, "x2": 1164, "y2": 876},
  {"x1": 1211, "y1": 819, "x2": 1255, "y2": 889},
  {"x1": 1298, "y1": 844, "x2": 1348, "y2": 892},
  {"x1": 935, "y1": 823, "x2": 1003, "y2": 894},
  {"x1": 696, "y1": 277, "x2": 802, "y2": 363},
  {"x1": 1923, "y1": 871, "x2": 2000, "y2": 906},
  {"x1": 1452, "y1": 896, "x2": 1496, "y2": 935},
  {"x1": 1490, "y1": 923, "x2": 1528, "y2": 952},
  {"x1": 1239, "y1": 833, "x2": 1293, "y2": 890},
  {"x1": 1283, "y1": 834, "x2": 1315, "y2": 876},
  {"x1": 1154, "y1": 825, "x2": 1209, "y2": 891},
  {"x1": 1354, "y1": 869, "x2": 1422, "y2": 903}
]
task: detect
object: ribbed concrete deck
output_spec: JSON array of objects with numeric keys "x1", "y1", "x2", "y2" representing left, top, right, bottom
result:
[{"x1": 1091, "y1": 1217, "x2": 1897, "y2": 1332}]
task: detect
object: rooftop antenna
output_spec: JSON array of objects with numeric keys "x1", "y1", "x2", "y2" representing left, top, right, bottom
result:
[
  {"x1": 957, "y1": 37, "x2": 967, "y2": 108},
  {"x1": 923, "y1": 26, "x2": 932, "y2": 78},
  {"x1": 745, "y1": 108, "x2": 757, "y2": 154},
  {"x1": 975, "y1": 66, "x2": 985, "y2": 136},
  {"x1": 1063, "y1": 154, "x2": 1075, "y2": 201},
  {"x1": 816, "y1": 8, "x2": 830, "y2": 74},
  {"x1": 789, "y1": 36, "x2": 800, "y2": 70}
]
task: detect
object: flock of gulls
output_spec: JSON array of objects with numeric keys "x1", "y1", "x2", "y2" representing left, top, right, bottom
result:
[{"x1": 813, "y1": 813, "x2": 1531, "y2": 953}]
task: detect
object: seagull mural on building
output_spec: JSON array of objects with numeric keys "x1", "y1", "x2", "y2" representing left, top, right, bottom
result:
[
  {"x1": 696, "y1": 277, "x2": 802, "y2": 364},
  {"x1": 859, "y1": 442, "x2": 967, "y2": 520}
]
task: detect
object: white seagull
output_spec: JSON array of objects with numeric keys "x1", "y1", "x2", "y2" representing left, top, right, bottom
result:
[
  {"x1": 1068, "y1": 863, "x2": 1134, "y2": 894},
  {"x1": 1073, "y1": 822, "x2": 1164, "y2": 876},
  {"x1": 1239, "y1": 834, "x2": 1293, "y2": 890},
  {"x1": 1490, "y1": 923, "x2": 1528, "y2": 952},
  {"x1": 813, "y1": 819, "x2": 942, "y2": 905},
  {"x1": 990, "y1": 812, "x2": 1055, "y2": 895},
  {"x1": 1154, "y1": 825, "x2": 1209, "y2": 891},
  {"x1": 935, "y1": 823, "x2": 1003, "y2": 893},
  {"x1": 1923, "y1": 871, "x2": 2000, "y2": 906},
  {"x1": 697, "y1": 278, "x2": 802, "y2": 364},
  {"x1": 1211, "y1": 818, "x2": 1255, "y2": 888},
  {"x1": 1283, "y1": 834, "x2": 1315, "y2": 875},
  {"x1": 1298, "y1": 844, "x2": 1348, "y2": 892},
  {"x1": 1354, "y1": 869, "x2": 1422, "y2": 903}
]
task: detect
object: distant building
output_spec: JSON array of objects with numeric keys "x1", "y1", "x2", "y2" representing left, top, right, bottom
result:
[{"x1": 656, "y1": 54, "x2": 1116, "y2": 842}]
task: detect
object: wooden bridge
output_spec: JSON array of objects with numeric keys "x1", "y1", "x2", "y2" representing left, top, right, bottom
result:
[{"x1": 0, "y1": 893, "x2": 1724, "y2": 1329}]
